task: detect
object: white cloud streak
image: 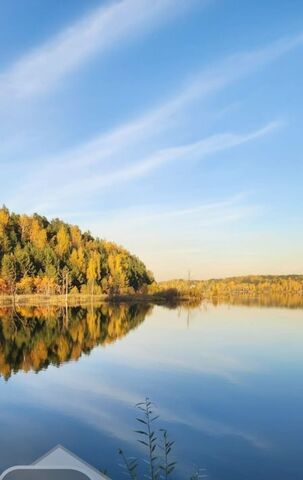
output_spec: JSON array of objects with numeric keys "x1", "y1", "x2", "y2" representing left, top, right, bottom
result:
[
  {"x1": 13, "y1": 120, "x2": 280, "y2": 212},
  {"x1": 4, "y1": 28, "x2": 299, "y2": 215},
  {"x1": 87, "y1": 194, "x2": 258, "y2": 233},
  {"x1": 20, "y1": 31, "x2": 302, "y2": 175},
  {"x1": 66, "y1": 120, "x2": 280, "y2": 193},
  {"x1": 0, "y1": 0, "x2": 195, "y2": 101}
]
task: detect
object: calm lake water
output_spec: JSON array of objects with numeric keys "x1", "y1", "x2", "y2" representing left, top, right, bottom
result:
[{"x1": 0, "y1": 301, "x2": 303, "y2": 479}]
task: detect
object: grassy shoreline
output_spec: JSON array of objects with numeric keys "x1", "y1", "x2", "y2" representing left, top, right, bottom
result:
[
  {"x1": 0, "y1": 291, "x2": 302, "y2": 309},
  {"x1": 0, "y1": 292, "x2": 192, "y2": 307}
]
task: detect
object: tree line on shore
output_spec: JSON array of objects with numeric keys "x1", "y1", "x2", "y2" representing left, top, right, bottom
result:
[
  {"x1": 151, "y1": 274, "x2": 303, "y2": 300},
  {"x1": 1, "y1": 206, "x2": 302, "y2": 301},
  {"x1": 0, "y1": 206, "x2": 153, "y2": 296}
]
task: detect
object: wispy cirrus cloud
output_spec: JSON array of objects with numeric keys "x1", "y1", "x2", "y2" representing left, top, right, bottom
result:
[
  {"x1": 12, "y1": 120, "x2": 280, "y2": 213},
  {"x1": 15, "y1": 30, "x2": 301, "y2": 175},
  {"x1": 0, "y1": 0, "x2": 197, "y2": 101},
  {"x1": 61, "y1": 120, "x2": 281, "y2": 193},
  {"x1": 85, "y1": 193, "x2": 259, "y2": 248},
  {"x1": 3, "y1": 30, "x2": 300, "y2": 200}
]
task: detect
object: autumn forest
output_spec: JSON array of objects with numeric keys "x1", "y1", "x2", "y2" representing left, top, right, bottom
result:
[{"x1": 0, "y1": 206, "x2": 153, "y2": 296}]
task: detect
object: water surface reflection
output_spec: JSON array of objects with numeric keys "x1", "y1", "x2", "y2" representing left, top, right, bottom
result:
[
  {"x1": 0, "y1": 300, "x2": 302, "y2": 479},
  {"x1": 0, "y1": 303, "x2": 152, "y2": 379}
]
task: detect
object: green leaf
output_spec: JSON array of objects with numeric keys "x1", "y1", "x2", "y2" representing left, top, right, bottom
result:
[{"x1": 138, "y1": 440, "x2": 149, "y2": 446}]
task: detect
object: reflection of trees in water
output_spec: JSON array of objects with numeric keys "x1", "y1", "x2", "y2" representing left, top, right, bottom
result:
[
  {"x1": 0, "y1": 303, "x2": 153, "y2": 380},
  {"x1": 211, "y1": 293, "x2": 303, "y2": 309},
  {"x1": 151, "y1": 290, "x2": 303, "y2": 310},
  {"x1": 0, "y1": 294, "x2": 301, "y2": 379}
]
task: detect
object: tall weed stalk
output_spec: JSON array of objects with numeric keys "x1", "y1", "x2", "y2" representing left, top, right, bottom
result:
[{"x1": 118, "y1": 397, "x2": 205, "y2": 480}]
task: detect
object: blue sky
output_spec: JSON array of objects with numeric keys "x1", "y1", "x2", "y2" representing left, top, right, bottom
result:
[{"x1": 0, "y1": 0, "x2": 302, "y2": 280}]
